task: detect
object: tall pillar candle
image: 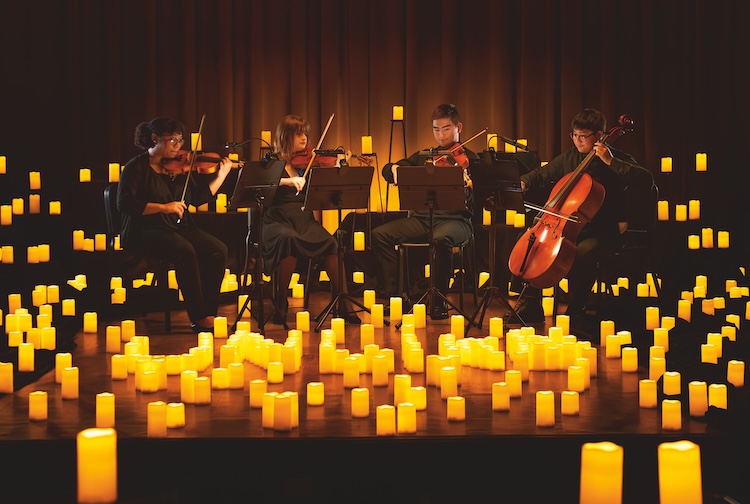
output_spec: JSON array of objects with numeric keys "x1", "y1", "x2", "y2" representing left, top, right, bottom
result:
[
  {"x1": 727, "y1": 360, "x2": 745, "y2": 387},
  {"x1": 579, "y1": 441, "x2": 623, "y2": 504},
  {"x1": 77, "y1": 428, "x2": 117, "y2": 503},
  {"x1": 351, "y1": 387, "x2": 369, "y2": 417},
  {"x1": 376, "y1": 404, "x2": 396, "y2": 436},
  {"x1": 658, "y1": 440, "x2": 702, "y2": 504},
  {"x1": 96, "y1": 392, "x2": 115, "y2": 428},
  {"x1": 688, "y1": 381, "x2": 708, "y2": 417},
  {"x1": 28, "y1": 390, "x2": 48, "y2": 421},
  {"x1": 661, "y1": 399, "x2": 682, "y2": 430},
  {"x1": 639, "y1": 379, "x2": 658, "y2": 408},
  {"x1": 535, "y1": 390, "x2": 555, "y2": 427}
]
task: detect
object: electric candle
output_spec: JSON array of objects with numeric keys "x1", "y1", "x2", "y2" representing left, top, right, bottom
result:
[
  {"x1": 709, "y1": 384, "x2": 727, "y2": 409},
  {"x1": 62, "y1": 366, "x2": 79, "y2": 399},
  {"x1": 579, "y1": 441, "x2": 623, "y2": 504},
  {"x1": 0, "y1": 155, "x2": 5, "y2": 173},
  {"x1": 211, "y1": 368, "x2": 229, "y2": 389},
  {"x1": 649, "y1": 357, "x2": 666, "y2": 381},
  {"x1": 657, "y1": 200, "x2": 669, "y2": 221},
  {"x1": 0, "y1": 205, "x2": 12, "y2": 225},
  {"x1": 513, "y1": 212, "x2": 525, "y2": 228},
  {"x1": 660, "y1": 157, "x2": 672, "y2": 172},
  {"x1": 372, "y1": 354, "x2": 389, "y2": 386},
  {"x1": 688, "y1": 381, "x2": 708, "y2": 417},
  {"x1": 505, "y1": 209, "x2": 517, "y2": 226},
  {"x1": 397, "y1": 402, "x2": 417, "y2": 434},
  {"x1": 701, "y1": 227, "x2": 713, "y2": 248},
  {"x1": 447, "y1": 396, "x2": 466, "y2": 421},
  {"x1": 193, "y1": 376, "x2": 211, "y2": 405},
  {"x1": 707, "y1": 332, "x2": 723, "y2": 358},
  {"x1": 343, "y1": 356, "x2": 360, "y2": 387},
  {"x1": 29, "y1": 391, "x2": 48, "y2": 421},
  {"x1": 348, "y1": 387, "x2": 369, "y2": 418},
  {"x1": 536, "y1": 390, "x2": 555, "y2": 427},
  {"x1": 0, "y1": 362, "x2": 12, "y2": 393},
  {"x1": 727, "y1": 360, "x2": 744, "y2": 387},
  {"x1": 292, "y1": 283, "x2": 304, "y2": 299},
  {"x1": 191, "y1": 132, "x2": 202, "y2": 151},
  {"x1": 293, "y1": 310, "x2": 309, "y2": 332},
  {"x1": 376, "y1": 405, "x2": 396, "y2": 436},
  {"x1": 695, "y1": 152, "x2": 707, "y2": 171},
  {"x1": 77, "y1": 428, "x2": 117, "y2": 503},
  {"x1": 687, "y1": 235, "x2": 700, "y2": 250},
  {"x1": 96, "y1": 392, "x2": 115, "y2": 428},
  {"x1": 49, "y1": 200, "x2": 61, "y2": 215},
  {"x1": 658, "y1": 440, "x2": 702, "y2": 504},
  {"x1": 605, "y1": 335, "x2": 621, "y2": 358},
  {"x1": 267, "y1": 361, "x2": 284, "y2": 383},
  {"x1": 440, "y1": 366, "x2": 458, "y2": 399},
  {"x1": 639, "y1": 379, "x2": 658, "y2": 408},
  {"x1": 677, "y1": 300, "x2": 691, "y2": 322},
  {"x1": 38, "y1": 244, "x2": 50, "y2": 262},
  {"x1": 54, "y1": 352, "x2": 72, "y2": 384},
  {"x1": 29, "y1": 194, "x2": 40, "y2": 214},
  {"x1": 11, "y1": 197, "x2": 23, "y2": 215},
  {"x1": 661, "y1": 399, "x2": 682, "y2": 430},
  {"x1": 166, "y1": 402, "x2": 185, "y2": 428},
  {"x1": 388, "y1": 297, "x2": 402, "y2": 321},
  {"x1": 701, "y1": 343, "x2": 717, "y2": 364},
  {"x1": 653, "y1": 327, "x2": 669, "y2": 352},
  {"x1": 273, "y1": 393, "x2": 293, "y2": 431},
  {"x1": 361, "y1": 136, "x2": 373, "y2": 155},
  {"x1": 506, "y1": 370, "x2": 522, "y2": 397},
  {"x1": 621, "y1": 347, "x2": 638, "y2": 372},
  {"x1": 83, "y1": 312, "x2": 97, "y2": 333},
  {"x1": 370, "y1": 303, "x2": 384, "y2": 328},
  {"x1": 261, "y1": 130, "x2": 272, "y2": 147},
  {"x1": 717, "y1": 230, "x2": 730, "y2": 248},
  {"x1": 688, "y1": 199, "x2": 700, "y2": 220},
  {"x1": 674, "y1": 204, "x2": 687, "y2": 222},
  {"x1": 392, "y1": 106, "x2": 403, "y2": 121},
  {"x1": 18, "y1": 342, "x2": 34, "y2": 372},
  {"x1": 492, "y1": 382, "x2": 510, "y2": 411},
  {"x1": 79, "y1": 168, "x2": 91, "y2": 182},
  {"x1": 663, "y1": 371, "x2": 681, "y2": 396},
  {"x1": 147, "y1": 401, "x2": 167, "y2": 437}
]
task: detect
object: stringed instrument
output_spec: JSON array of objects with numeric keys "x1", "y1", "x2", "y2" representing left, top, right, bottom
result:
[{"x1": 507, "y1": 115, "x2": 634, "y2": 289}]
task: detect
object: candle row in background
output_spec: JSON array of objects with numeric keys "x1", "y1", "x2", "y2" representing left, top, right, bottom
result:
[{"x1": 660, "y1": 153, "x2": 708, "y2": 172}]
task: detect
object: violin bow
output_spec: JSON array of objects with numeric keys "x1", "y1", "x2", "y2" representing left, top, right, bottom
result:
[
  {"x1": 296, "y1": 113, "x2": 335, "y2": 195},
  {"x1": 178, "y1": 113, "x2": 206, "y2": 219},
  {"x1": 432, "y1": 127, "x2": 488, "y2": 165}
]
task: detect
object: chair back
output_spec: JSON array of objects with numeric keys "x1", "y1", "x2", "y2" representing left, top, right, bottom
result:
[{"x1": 103, "y1": 183, "x2": 120, "y2": 250}]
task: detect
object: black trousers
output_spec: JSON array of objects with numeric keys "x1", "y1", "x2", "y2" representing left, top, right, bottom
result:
[
  {"x1": 125, "y1": 225, "x2": 228, "y2": 322},
  {"x1": 371, "y1": 215, "x2": 472, "y2": 298}
]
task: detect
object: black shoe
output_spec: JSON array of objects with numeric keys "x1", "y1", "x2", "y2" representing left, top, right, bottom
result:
[
  {"x1": 504, "y1": 299, "x2": 545, "y2": 324},
  {"x1": 191, "y1": 322, "x2": 213, "y2": 334},
  {"x1": 430, "y1": 299, "x2": 449, "y2": 320},
  {"x1": 343, "y1": 312, "x2": 361, "y2": 325}
]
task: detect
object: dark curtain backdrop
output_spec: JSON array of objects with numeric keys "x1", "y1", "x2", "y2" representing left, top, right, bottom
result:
[{"x1": 1, "y1": 0, "x2": 748, "y2": 247}]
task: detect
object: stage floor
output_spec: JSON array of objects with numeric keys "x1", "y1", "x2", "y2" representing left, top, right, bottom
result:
[{"x1": 0, "y1": 289, "x2": 748, "y2": 503}]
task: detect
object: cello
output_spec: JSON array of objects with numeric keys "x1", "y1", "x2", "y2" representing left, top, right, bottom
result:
[{"x1": 507, "y1": 115, "x2": 634, "y2": 289}]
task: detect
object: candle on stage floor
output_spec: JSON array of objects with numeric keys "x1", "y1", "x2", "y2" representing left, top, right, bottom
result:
[
  {"x1": 663, "y1": 371, "x2": 681, "y2": 396},
  {"x1": 580, "y1": 441, "x2": 623, "y2": 504},
  {"x1": 363, "y1": 289, "x2": 375, "y2": 309},
  {"x1": 717, "y1": 230, "x2": 730, "y2": 248},
  {"x1": 688, "y1": 199, "x2": 700, "y2": 220},
  {"x1": 331, "y1": 317, "x2": 345, "y2": 342},
  {"x1": 649, "y1": 357, "x2": 666, "y2": 381},
  {"x1": 77, "y1": 428, "x2": 117, "y2": 503},
  {"x1": 568, "y1": 365, "x2": 585, "y2": 392},
  {"x1": 294, "y1": 310, "x2": 309, "y2": 332},
  {"x1": 492, "y1": 382, "x2": 510, "y2": 411},
  {"x1": 450, "y1": 314, "x2": 465, "y2": 339},
  {"x1": 506, "y1": 369, "x2": 522, "y2": 397},
  {"x1": 147, "y1": 401, "x2": 167, "y2": 438},
  {"x1": 18, "y1": 342, "x2": 34, "y2": 372},
  {"x1": 639, "y1": 379, "x2": 658, "y2": 408},
  {"x1": 248, "y1": 379, "x2": 267, "y2": 408},
  {"x1": 371, "y1": 303, "x2": 384, "y2": 328},
  {"x1": 621, "y1": 347, "x2": 638, "y2": 372},
  {"x1": 376, "y1": 405, "x2": 396, "y2": 436},
  {"x1": 105, "y1": 326, "x2": 121, "y2": 353},
  {"x1": 96, "y1": 392, "x2": 115, "y2": 428},
  {"x1": 273, "y1": 393, "x2": 293, "y2": 431},
  {"x1": 701, "y1": 343, "x2": 717, "y2": 364},
  {"x1": 397, "y1": 402, "x2": 417, "y2": 434},
  {"x1": 661, "y1": 399, "x2": 682, "y2": 430},
  {"x1": 727, "y1": 360, "x2": 745, "y2": 387},
  {"x1": 658, "y1": 440, "x2": 702, "y2": 504},
  {"x1": 561, "y1": 390, "x2": 579, "y2": 415},
  {"x1": 688, "y1": 381, "x2": 708, "y2": 417},
  {"x1": 389, "y1": 297, "x2": 402, "y2": 321},
  {"x1": 267, "y1": 361, "x2": 284, "y2": 383},
  {"x1": 83, "y1": 312, "x2": 97, "y2": 333},
  {"x1": 709, "y1": 384, "x2": 727, "y2": 409},
  {"x1": 351, "y1": 387, "x2": 369, "y2": 417},
  {"x1": 447, "y1": 396, "x2": 466, "y2": 421},
  {"x1": 536, "y1": 390, "x2": 555, "y2": 427},
  {"x1": 61, "y1": 366, "x2": 79, "y2": 399},
  {"x1": 372, "y1": 354, "x2": 389, "y2": 386},
  {"x1": 440, "y1": 366, "x2": 458, "y2": 399},
  {"x1": 165, "y1": 402, "x2": 185, "y2": 428},
  {"x1": 344, "y1": 356, "x2": 361, "y2": 387},
  {"x1": 413, "y1": 303, "x2": 426, "y2": 328},
  {"x1": 193, "y1": 376, "x2": 211, "y2": 405},
  {"x1": 0, "y1": 362, "x2": 12, "y2": 393},
  {"x1": 28, "y1": 391, "x2": 48, "y2": 421},
  {"x1": 79, "y1": 168, "x2": 91, "y2": 182}
]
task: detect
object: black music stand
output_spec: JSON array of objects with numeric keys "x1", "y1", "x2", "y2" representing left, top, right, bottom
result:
[
  {"x1": 227, "y1": 159, "x2": 287, "y2": 333},
  {"x1": 466, "y1": 153, "x2": 527, "y2": 329},
  {"x1": 394, "y1": 163, "x2": 475, "y2": 330},
  {"x1": 302, "y1": 165, "x2": 383, "y2": 332}
]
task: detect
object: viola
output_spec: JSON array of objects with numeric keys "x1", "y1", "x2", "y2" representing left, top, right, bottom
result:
[
  {"x1": 162, "y1": 149, "x2": 243, "y2": 175},
  {"x1": 507, "y1": 115, "x2": 634, "y2": 289}
]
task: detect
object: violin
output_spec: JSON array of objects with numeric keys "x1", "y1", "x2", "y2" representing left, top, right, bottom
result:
[
  {"x1": 507, "y1": 115, "x2": 634, "y2": 289},
  {"x1": 432, "y1": 142, "x2": 470, "y2": 169},
  {"x1": 162, "y1": 149, "x2": 243, "y2": 175},
  {"x1": 289, "y1": 147, "x2": 341, "y2": 171}
]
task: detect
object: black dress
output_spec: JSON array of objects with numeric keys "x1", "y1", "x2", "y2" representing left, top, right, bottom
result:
[{"x1": 261, "y1": 167, "x2": 337, "y2": 275}]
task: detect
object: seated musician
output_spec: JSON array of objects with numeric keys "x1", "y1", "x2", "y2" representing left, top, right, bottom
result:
[
  {"x1": 263, "y1": 114, "x2": 360, "y2": 325},
  {"x1": 371, "y1": 103, "x2": 477, "y2": 320},
  {"x1": 507, "y1": 108, "x2": 649, "y2": 325}
]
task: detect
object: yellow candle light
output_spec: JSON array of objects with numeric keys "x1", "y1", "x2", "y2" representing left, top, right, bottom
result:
[
  {"x1": 695, "y1": 152, "x2": 707, "y2": 172},
  {"x1": 27, "y1": 246, "x2": 39, "y2": 264},
  {"x1": 413, "y1": 303, "x2": 426, "y2": 328},
  {"x1": 307, "y1": 381, "x2": 324, "y2": 406},
  {"x1": 568, "y1": 365, "x2": 586, "y2": 392},
  {"x1": 29, "y1": 391, "x2": 48, "y2": 421},
  {"x1": 77, "y1": 428, "x2": 117, "y2": 503},
  {"x1": 688, "y1": 381, "x2": 708, "y2": 417},
  {"x1": 639, "y1": 379, "x2": 658, "y2": 408},
  {"x1": 661, "y1": 399, "x2": 682, "y2": 431},
  {"x1": 579, "y1": 441, "x2": 623, "y2": 504},
  {"x1": 353, "y1": 231, "x2": 365, "y2": 251},
  {"x1": 645, "y1": 306, "x2": 660, "y2": 330},
  {"x1": 79, "y1": 168, "x2": 91, "y2": 182},
  {"x1": 83, "y1": 312, "x2": 97, "y2": 333},
  {"x1": 649, "y1": 356, "x2": 666, "y2": 381},
  {"x1": 0, "y1": 362, "x2": 13, "y2": 393},
  {"x1": 717, "y1": 230, "x2": 730, "y2": 248},
  {"x1": 660, "y1": 157, "x2": 672, "y2": 173},
  {"x1": 61, "y1": 366, "x2": 79, "y2": 400},
  {"x1": 191, "y1": 132, "x2": 202, "y2": 151},
  {"x1": 727, "y1": 360, "x2": 744, "y2": 387},
  {"x1": 535, "y1": 390, "x2": 555, "y2": 427},
  {"x1": 397, "y1": 402, "x2": 417, "y2": 434},
  {"x1": 392, "y1": 106, "x2": 404, "y2": 121},
  {"x1": 376, "y1": 404, "x2": 396, "y2": 436},
  {"x1": 687, "y1": 235, "x2": 700, "y2": 250},
  {"x1": 37, "y1": 244, "x2": 50, "y2": 262},
  {"x1": 388, "y1": 297, "x2": 402, "y2": 321},
  {"x1": 513, "y1": 212, "x2": 526, "y2": 228},
  {"x1": 361, "y1": 136, "x2": 373, "y2": 155},
  {"x1": 446, "y1": 396, "x2": 466, "y2": 421},
  {"x1": 561, "y1": 390, "x2": 579, "y2": 415},
  {"x1": 440, "y1": 366, "x2": 458, "y2": 399},
  {"x1": 18, "y1": 342, "x2": 34, "y2": 372},
  {"x1": 108, "y1": 163, "x2": 120, "y2": 183},
  {"x1": 701, "y1": 227, "x2": 713, "y2": 248},
  {"x1": 166, "y1": 402, "x2": 186, "y2": 428},
  {"x1": 0, "y1": 205, "x2": 12, "y2": 226},
  {"x1": 296, "y1": 311, "x2": 310, "y2": 332},
  {"x1": 193, "y1": 376, "x2": 211, "y2": 405},
  {"x1": 12, "y1": 197, "x2": 24, "y2": 215},
  {"x1": 674, "y1": 204, "x2": 687, "y2": 222},
  {"x1": 621, "y1": 347, "x2": 638, "y2": 372},
  {"x1": 701, "y1": 343, "x2": 717, "y2": 364},
  {"x1": 261, "y1": 130, "x2": 272, "y2": 147},
  {"x1": 450, "y1": 314, "x2": 465, "y2": 339},
  {"x1": 96, "y1": 392, "x2": 115, "y2": 428},
  {"x1": 29, "y1": 194, "x2": 40, "y2": 214},
  {"x1": 688, "y1": 199, "x2": 700, "y2": 220},
  {"x1": 492, "y1": 381, "x2": 510, "y2": 411},
  {"x1": 677, "y1": 299, "x2": 691, "y2": 322},
  {"x1": 663, "y1": 371, "x2": 681, "y2": 396},
  {"x1": 48, "y1": 200, "x2": 61, "y2": 215},
  {"x1": 708, "y1": 384, "x2": 727, "y2": 409},
  {"x1": 505, "y1": 209, "x2": 517, "y2": 226},
  {"x1": 656, "y1": 200, "x2": 669, "y2": 221},
  {"x1": 0, "y1": 155, "x2": 5, "y2": 174},
  {"x1": 351, "y1": 387, "x2": 370, "y2": 417},
  {"x1": 658, "y1": 440, "x2": 702, "y2": 504},
  {"x1": 370, "y1": 303, "x2": 384, "y2": 328},
  {"x1": 147, "y1": 401, "x2": 167, "y2": 438}
]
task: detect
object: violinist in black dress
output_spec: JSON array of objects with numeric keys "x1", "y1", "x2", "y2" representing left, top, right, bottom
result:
[
  {"x1": 263, "y1": 114, "x2": 360, "y2": 324},
  {"x1": 118, "y1": 117, "x2": 233, "y2": 333},
  {"x1": 372, "y1": 104, "x2": 477, "y2": 320}
]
